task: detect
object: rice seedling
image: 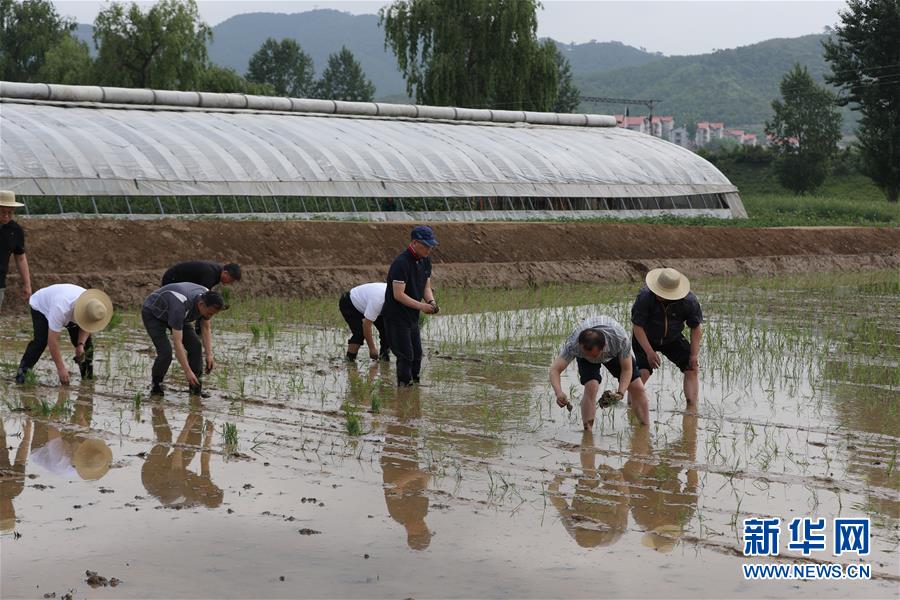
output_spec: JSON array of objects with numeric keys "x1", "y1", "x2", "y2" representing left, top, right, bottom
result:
[{"x1": 222, "y1": 422, "x2": 239, "y2": 449}]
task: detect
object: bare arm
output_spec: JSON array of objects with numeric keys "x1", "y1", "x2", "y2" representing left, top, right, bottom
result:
[
  {"x1": 392, "y1": 281, "x2": 434, "y2": 313},
  {"x1": 616, "y1": 356, "x2": 633, "y2": 396},
  {"x1": 423, "y1": 277, "x2": 434, "y2": 304},
  {"x1": 47, "y1": 331, "x2": 68, "y2": 385},
  {"x1": 689, "y1": 324, "x2": 702, "y2": 370},
  {"x1": 171, "y1": 329, "x2": 199, "y2": 386},
  {"x1": 14, "y1": 254, "x2": 31, "y2": 300},
  {"x1": 200, "y1": 319, "x2": 214, "y2": 373},
  {"x1": 633, "y1": 325, "x2": 660, "y2": 370},
  {"x1": 549, "y1": 357, "x2": 571, "y2": 406}
]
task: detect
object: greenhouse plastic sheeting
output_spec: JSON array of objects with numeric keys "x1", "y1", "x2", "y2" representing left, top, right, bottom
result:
[{"x1": 0, "y1": 98, "x2": 737, "y2": 200}]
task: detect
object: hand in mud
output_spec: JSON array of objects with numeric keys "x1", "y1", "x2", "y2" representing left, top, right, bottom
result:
[
  {"x1": 186, "y1": 371, "x2": 200, "y2": 388},
  {"x1": 205, "y1": 355, "x2": 215, "y2": 374},
  {"x1": 556, "y1": 392, "x2": 572, "y2": 411},
  {"x1": 647, "y1": 349, "x2": 661, "y2": 370},
  {"x1": 369, "y1": 350, "x2": 380, "y2": 360},
  {"x1": 57, "y1": 367, "x2": 70, "y2": 386}
]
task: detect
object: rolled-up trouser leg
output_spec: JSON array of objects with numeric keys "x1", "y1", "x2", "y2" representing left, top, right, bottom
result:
[
  {"x1": 181, "y1": 324, "x2": 204, "y2": 381},
  {"x1": 142, "y1": 309, "x2": 172, "y2": 385},
  {"x1": 19, "y1": 308, "x2": 49, "y2": 373}
]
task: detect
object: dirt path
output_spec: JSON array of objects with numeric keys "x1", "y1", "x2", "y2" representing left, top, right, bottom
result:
[{"x1": 4, "y1": 219, "x2": 898, "y2": 306}]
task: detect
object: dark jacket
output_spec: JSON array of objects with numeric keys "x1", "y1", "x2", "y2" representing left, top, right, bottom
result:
[{"x1": 631, "y1": 286, "x2": 703, "y2": 346}]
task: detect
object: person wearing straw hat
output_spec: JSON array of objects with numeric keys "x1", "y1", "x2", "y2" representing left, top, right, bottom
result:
[
  {"x1": 15, "y1": 284, "x2": 113, "y2": 385},
  {"x1": 0, "y1": 190, "x2": 32, "y2": 311},
  {"x1": 631, "y1": 267, "x2": 704, "y2": 404}
]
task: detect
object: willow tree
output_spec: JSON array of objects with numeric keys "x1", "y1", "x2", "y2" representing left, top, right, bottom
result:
[{"x1": 379, "y1": 0, "x2": 560, "y2": 111}]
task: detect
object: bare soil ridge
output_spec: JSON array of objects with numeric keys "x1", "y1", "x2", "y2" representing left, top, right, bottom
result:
[{"x1": 6, "y1": 220, "x2": 899, "y2": 306}]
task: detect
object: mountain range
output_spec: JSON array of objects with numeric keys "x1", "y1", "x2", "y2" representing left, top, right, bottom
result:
[{"x1": 74, "y1": 9, "x2": 847, "y2": 130}]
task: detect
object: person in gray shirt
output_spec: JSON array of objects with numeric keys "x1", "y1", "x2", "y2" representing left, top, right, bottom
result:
[
  {"x1": 550, "y1": 315, "x2": 650, "y2": 429},
  {"x1": 141, "y1": 283, "x2": 225, "y2": 397}
]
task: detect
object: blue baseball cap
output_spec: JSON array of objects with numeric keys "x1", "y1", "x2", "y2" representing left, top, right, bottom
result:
[{"x1": 411, "y1": 225, "x2": 438, "y2": 247}]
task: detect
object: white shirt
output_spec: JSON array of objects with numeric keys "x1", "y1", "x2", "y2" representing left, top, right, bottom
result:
[
  {"x1": 350, "y1": 282, "x2": 387, "y2": 321},
  {"x1": 29, "y1": 284, "x2": 86, "y2": 332}
]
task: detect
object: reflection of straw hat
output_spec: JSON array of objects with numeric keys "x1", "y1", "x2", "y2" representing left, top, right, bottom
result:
[
  {"x1": 641, "y1": 524, "x2": 683, "y2": 553},
  {"x1": 0, "y1": 515, "x2": 15, "y2": 533},
  {"x1": 0, "y1": 190, "x2": 24, "y2": 208},
  {"x1": 645, "y1": 268, "x2": 690, "y2": 301},
  {"x1": 73, "y1": 289, "x2": 113, "y2": 333},
  {"x1": 72, "y1": 438, "x2": 112, "y2": 481}
]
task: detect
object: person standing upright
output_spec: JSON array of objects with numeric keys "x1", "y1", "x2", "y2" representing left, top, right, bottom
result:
[
  {"x1": 383, "y1": 226, "x2": 439, "y2": 386},
  {"x1": 0, "y1": 191, "x2": 32, "y2": 311}
]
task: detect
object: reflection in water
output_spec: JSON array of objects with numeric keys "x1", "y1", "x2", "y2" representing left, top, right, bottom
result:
[
  {"x1": 141, "y1": 400, "x2": 223, "y2": 508},
  {"x1": 374, "y1": 366, "x2": 432, "y2": 550},
  {"x1": 549, "y1": 431, "x2": 629, "y2": 547},
  {"x1": 627, "y1": 414, "x2": 699, "y2": 553},
  {"x1": 28, "y1": 388, "x2": 113, "y2": 482},
  {"x1": 0, "y1": 418, "x2": 31, "y2": 532},
  {"x1": 550, "y1": 415, "x2": 700, "y2": 551}
]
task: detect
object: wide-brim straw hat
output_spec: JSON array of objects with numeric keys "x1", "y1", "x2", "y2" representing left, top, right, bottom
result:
[
  {"x1": 641, "y1": 524, "x2": 684, "y2": 553},
  {"x1": 73, "y1": 289, "x2": 114, "y2": 333},
  {"x1": 73, "y1": 438, "x2": 113, "y2": 481},
  {"x1": 0, "y1": 190, "x2": 25, "y2": 208},
  {"x1": 645, "y1": 267, "x2": 691, "y2": 301}
]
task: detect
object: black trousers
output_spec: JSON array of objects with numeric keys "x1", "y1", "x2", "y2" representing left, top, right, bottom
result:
[
  {"x1": 19, "y1": 308, "x2": 94, "y2": 374},
  {"x1": 339, "y1": 292, "x2": 389, "y2": 355},
  {"x1": 385, "y1": 317, "x2": 422, "y2": 385},
  {"x1": 142, "y1": 308, "x2": 203, "y2": 385}
]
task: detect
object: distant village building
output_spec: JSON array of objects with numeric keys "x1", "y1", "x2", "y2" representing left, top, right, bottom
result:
[
  {"x1": 613, "y1": 115, "x2": 757, "y2": 149},
  {"x1": 669, "y1": 126, "x2": 691, "y2": 148}
]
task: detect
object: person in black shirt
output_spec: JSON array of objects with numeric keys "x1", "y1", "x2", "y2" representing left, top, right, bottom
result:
[
  {"x1": 161, "y1": 261, "x2": 241, "y2": 289},
  {"x1": 383, "y1": 226, "x2": 439, "y2": 386},
  {"x1": 631, "y1": 267, "x2": 704, "y2": 405},
  {"x1": 0, "y1": 191, "x2": 32, "y2": 311}
]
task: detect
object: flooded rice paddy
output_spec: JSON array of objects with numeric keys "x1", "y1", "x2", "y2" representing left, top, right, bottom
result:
[{"x1": 1, "y1": 271, "x2": 898, "y2": 598}]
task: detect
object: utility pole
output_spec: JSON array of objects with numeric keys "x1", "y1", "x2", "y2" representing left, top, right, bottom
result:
[{"x1": 580, "y1": 96, "x2": 662, "y2": 137}]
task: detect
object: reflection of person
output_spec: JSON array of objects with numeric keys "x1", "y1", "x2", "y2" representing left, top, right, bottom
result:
[
  {"x1": 631, "y1": 268, "x2": 703, "y2": 405},
  {"x1": 141, "y1": 403, "x2": 223, "y2": 508},
  {"x1": 141, "y1": 283, "x2": 225, "y2": 397},
  {"x1": 626, "y1": 413, "x2": 699, "y2": 553},
  {"x1": 340, "y1": 282, "x2": 390, "y2": 361},
  {"x1": 550, "y1": 315, "x2": 650, "y2": 428},
  {"x1": 0, "y1": 418, "x2": 32, "y2": 533},
  {"x1": 383, "y1": 226, "x2": 438, "y2": 386},
  {"x1": 380, "y1": 385, "x2": 432, "y2": 550},
  {"x1": 15, "y1": 285, "x2": 113, "y2": 385},
  {"x1": 548, "y1": 431, "x2": 629, "y2": 547},
  {"x1": 28, "y1": 390, "x2": 113, "y2": 482},
  {"x1": 0, "y1": 190, "x2": 31, "y2": 310}
]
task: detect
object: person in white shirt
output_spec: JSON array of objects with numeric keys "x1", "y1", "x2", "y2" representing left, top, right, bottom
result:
[
  {"x1": 339, "y1": 282, "x2": 390, "y2": 361},
  {"x1": 15, "y1": 284, "x2": 113, "y2": 386}
]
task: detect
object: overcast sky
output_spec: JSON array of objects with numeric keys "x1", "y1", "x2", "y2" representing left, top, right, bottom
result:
[{"x1": 53, "y1": 0, "x2": 845, "y2": 56}]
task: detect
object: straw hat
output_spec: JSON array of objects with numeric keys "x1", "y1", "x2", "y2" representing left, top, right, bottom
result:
[
  {"x1": 0, "y1": 190, "x2": 24, "y2": 208},
  {"x1": 72, "y1": 438, "x2": 113, "y2": 481},
  {"x1": 73, "y1": 289, "x2": 113, "y2": 333},
  {"x1": 645, "y1": 267, "x2": 690, "y2": 301},
  {"x1": 641, "y1": 524, "x2": 684, "y2": 553}
]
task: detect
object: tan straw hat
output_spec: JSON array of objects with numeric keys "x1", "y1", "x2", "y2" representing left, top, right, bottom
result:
[
  {"x1": 0, "y1": 190, "x2": 25, "y2": 208},
  {"x1": 645, "y1": 267, "x2": 690, "y2": 301},
  {"x1": 640, "y1": 524, "x2": 683, "y2": 553},
  {"x1": 72, "y1": 438, "x2": 113, "y2": 481},
  {"x1": 73, "y1": 289, "x2": 114, "y2": 333}
]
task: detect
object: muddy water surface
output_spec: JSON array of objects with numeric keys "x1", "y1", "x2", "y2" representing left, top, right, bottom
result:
[{"x1": 1, "y1": 273, "x2": 898, "y2": 598}]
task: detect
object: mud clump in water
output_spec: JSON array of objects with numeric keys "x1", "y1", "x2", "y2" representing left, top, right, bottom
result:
[
  {"x1": 85, "y1": 571, "x2": 121, "y2": 588},
  {"x1": 298, "y1": 528, "x2": 321, "y2": 535}
]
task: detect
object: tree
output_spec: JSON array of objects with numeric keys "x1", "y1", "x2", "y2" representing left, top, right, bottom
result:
[
  {"x1": 92, "y1": 0, "x2": 211, "y2": 90},
  {"x1": 551, "y1": 44, "x2": 580, "y2": 113},
  {"x1": 379, "y1": 0, "x2": 561, "y2": 111},
  {"x1": 247, "y1": 38, "x2": 315, "y2": 97},
  {"x1": 36, "y1": 33, "x2": 93, "y2": 85},
  {"x1": 198, "y1": 64, "x2": 275, "y2": 95},
  {"x1": 315, "y1": 46, "x2": 375, "y2": 102},
  {"x1": 823, "y1": 0, "x2": 900, "y2": 202},
  {"x1": 0, "y1": 0, "x2": 73, "y2": 81},
  {"x1": 765, "y1": 64, "x2": 842, "y2": 194}
]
